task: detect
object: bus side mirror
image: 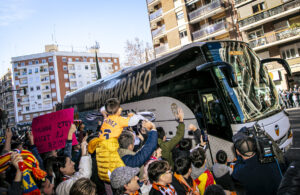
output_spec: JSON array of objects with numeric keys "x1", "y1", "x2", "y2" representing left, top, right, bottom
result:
[
  {"x1": 261, "y1": 58, "x2": 292, "y2": 77},
  {"x1": 197, "y1": 62, "x2": 238, "y2": 88}
]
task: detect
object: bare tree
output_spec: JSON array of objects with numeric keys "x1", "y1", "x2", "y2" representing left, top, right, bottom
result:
[{"x1": 123, "y1": 37, "x2": 154, "y2": 67}]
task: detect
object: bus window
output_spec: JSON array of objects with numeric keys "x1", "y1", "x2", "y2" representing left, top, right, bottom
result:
[{"x1": 201, "y1": 92, "x2": 232, "y2": 141}]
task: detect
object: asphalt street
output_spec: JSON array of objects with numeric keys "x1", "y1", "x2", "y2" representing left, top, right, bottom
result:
[{"x1": 284, "y1": 107, "x2": 300, "y2": 162}]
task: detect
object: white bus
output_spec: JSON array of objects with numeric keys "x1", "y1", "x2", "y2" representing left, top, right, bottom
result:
[{"x1": 63, "y1": 41, "x2": 293, "y2": 162}]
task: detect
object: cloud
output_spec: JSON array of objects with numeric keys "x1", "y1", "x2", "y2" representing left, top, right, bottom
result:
[{"x1": 0, "y1": 0, "x2": 34, "y2": 26}]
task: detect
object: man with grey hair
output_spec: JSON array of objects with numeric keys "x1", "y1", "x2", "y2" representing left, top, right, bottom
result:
[
  {"x1": 110, "y1": 166, "x2": 140, "y2": 195},
  {"x1": 118, "y1": 120, "x2": 158, "y2": 178}
]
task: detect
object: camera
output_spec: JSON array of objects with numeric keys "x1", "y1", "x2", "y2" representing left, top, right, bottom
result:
[{"x1": 233, "y1": 124, "x2": 275, "y2": 164}]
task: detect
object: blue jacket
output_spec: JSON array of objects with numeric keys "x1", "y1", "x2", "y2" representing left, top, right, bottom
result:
[
  {"x1": 232, "y1": 155, "x2": 282, "y2": 195},
  {"x1": 118, "y1": 130, "x2": 158, "y2": 168}
]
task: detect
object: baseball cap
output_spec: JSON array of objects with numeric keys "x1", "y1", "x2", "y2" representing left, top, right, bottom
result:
[{"x1": 110, "y1": 166, "x2": 140, "y2": 189}]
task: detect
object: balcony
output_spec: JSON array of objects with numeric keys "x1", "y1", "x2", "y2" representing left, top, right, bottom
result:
[
  {"x1": 249, "y1": 27, "x2": 300, "y2": 51},
  {"x1": 152, "y1": 25, "x2": 166, "y2": 38},
  {"x1": 189, "y1": 0, "x2": 224, "y2": 23},
  {"x1": 41, "y1": 78, "x2": 50, "y2": 84},
  {"x1": 192, "y1": 21, "x2": 229, "y2": 41},
  {"x1": 239, "y1": 0, "x2": 300, "y2": 31},
  {"x1": 155, "y1": 43, "x2": 168, "y2": 56},
  {"x1": 42, "y1": 88, "x2": 51, "y2": 93},
  {"x1": 20, "y1": 100, "x2": 30, "y2": 105},
  {"x1": 150, "y1": 8, "x2": 162, "y2": 21},
  {"x1": 19, "y1": 81, "x2": 28, "y2": 87}
]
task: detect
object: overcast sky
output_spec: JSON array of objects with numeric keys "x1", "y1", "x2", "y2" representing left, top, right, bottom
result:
[{"x1": 0, "y1": 0, "x2": 152, "y2": 77}]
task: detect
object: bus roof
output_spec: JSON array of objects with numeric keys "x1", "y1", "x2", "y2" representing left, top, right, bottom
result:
[{"x1": 64, "y1": 40, "x2": 245, "y2": 99}]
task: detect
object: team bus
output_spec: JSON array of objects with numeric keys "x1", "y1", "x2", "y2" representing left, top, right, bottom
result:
[{"x1": 63, "y1": 41, "x2": 293, "y2": 162}]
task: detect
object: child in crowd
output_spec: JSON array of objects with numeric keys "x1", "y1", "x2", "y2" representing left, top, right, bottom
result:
[
  {"x1": 88, "y1": 98, "x2": 134, "y2": 182},
  {"x1": 172, "y1": 157, "x2": 199, "y2": 195},
  {"x1": 212, "y1": 150, "x2": 235, "y2": 192},
  {"x1": 190, "y1": 147, "x2": 216, "y2": 195}
]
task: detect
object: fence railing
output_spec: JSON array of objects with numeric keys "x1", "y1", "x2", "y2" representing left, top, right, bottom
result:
[
  {"x1": 150, "y1": 8, "x2": 162, "y2": 21},
  {"x1": 248, "y1": 27, "x2": 300, "y2": 48},
  {"x1": 189, "y1": 0, "x2": 222, "y2": 21},
  {"x1": 239, "y1": 0, "x2": 300, "y2": 27},
  {"x1": 192, "y1": 21, "x2": 228, "y2": 40}
]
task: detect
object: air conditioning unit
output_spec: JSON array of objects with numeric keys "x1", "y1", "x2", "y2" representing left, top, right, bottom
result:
[
  {"x1": 149, "y1": 7, "x2": 154, "y2": 12},
  {"x1": 154, "y1": 39, "x2": 160, "y2": 45},
  {"x1": 151, "y1": 23, "x2": 158, "y2": 29}
]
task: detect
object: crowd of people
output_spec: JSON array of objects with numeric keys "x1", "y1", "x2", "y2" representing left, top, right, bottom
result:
[
  {"x1": 279, "y1": 86, "x2": 300, "y2": 108},
  {"x1": 0, "y1": 97, "x2": 299, "y2": 195}
]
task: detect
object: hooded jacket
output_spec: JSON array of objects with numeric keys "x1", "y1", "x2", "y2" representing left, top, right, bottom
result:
[{"x1": 158, "y1": 122, "x2": 185, "y2": 168}]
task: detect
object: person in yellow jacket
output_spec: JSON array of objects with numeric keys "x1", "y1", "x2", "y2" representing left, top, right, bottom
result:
[{"x1": 88, "y1": 98, "x2": 134, "y2": 183}]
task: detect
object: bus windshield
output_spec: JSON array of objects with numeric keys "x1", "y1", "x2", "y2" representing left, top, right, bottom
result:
[{"x1": 202, "y1": 42, "x2": 281, "y2": 122}]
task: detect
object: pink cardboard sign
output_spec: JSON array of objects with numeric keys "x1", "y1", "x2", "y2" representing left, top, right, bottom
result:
[{"x1": 32, "y1": 108, "x2": 78, "y2": 153}]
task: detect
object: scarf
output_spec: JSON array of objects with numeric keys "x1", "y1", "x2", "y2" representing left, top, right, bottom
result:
[
  {"x1": 152, "y1": 182, "x2": 177, "y2": 195},
  {"x1": 173, "y1": 172, "x2": 199, "y2": 195},
  {"x1": 0, "y1": 149, "x2": 47, "y2": 195}
]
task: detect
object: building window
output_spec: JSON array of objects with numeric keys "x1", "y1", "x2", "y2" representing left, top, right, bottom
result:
[
  {"x1": 35, "y1": 60, "x2": 39, "y2": 64},
  {"x1": 179, "y1": 30, "x2": 187, "y2": 38},
  {"x1": 90, "y1": 58, "x2": 94, "y2": 62},
  {"x1": 26, "y1": 106, "x2": 30, "y2": 111},
  {"x1": 50, "y1": 75, "x2": 55, "y2": 80},
  {"x1": 35, "y1": 68, "x2": 39, "y2": 73},
  {"x1": 65, "y1": 82, "x2": 70, "y2": 87},
  {"x1": 78, "y1": 74, "x2": 82, "y2": 78},
  {"x1": 83, "y1": 58, "x2": 87, "y2": 62},
  {"x1": 21, "y1": 62, "x2": 25, "y2": 66},
  {"x1": 14, "y1": 72, "x2": 19, "y2": 77},
  {"x1": 48, "y1": 57, "x2": 53, "y2": 63},
  {"x1": 75, "y1": 58, "x2": 79, "y2": 62},
  {"x1": 42, "y1": 59, "x2": 47, "y2": 63},
  {"x1": 176, "y1": 11, "x2": 184, "y2": 20},
  {"x1": 37, "y1": 95, "x2": 41, "y2": 99},
  {"x1": 102, "y1": 59, "x2": 106, "y2": 62},
  {"x1": 51, "y1": 84, "x2": 56, "y2": 88},
  {"x1": 85, "y1": 65, "x2": 89, "y2": 70},
  {"x1": 252, "y1": 2, "x2": 265, "y2": 14},
  {"x1": 52, "y1": 92, "x2": 56, "y2": 97},
  {"x1": 280, "y1": 43, "x2": 300, "y2": 60},
  {"x1": 28, "y1": 69, "x2": 32, "y2": 75},
  {"x1": 49, "y1": 66, "x2": 54, "y2": 72},
  {"x1": 14, "y1": 62, "x2": 18, "y2": 68},
  {"x1": 114, "y1": 59, "x2": 118, "y2": 63},
  {"x1": 45, "y1": 85, "x2": 49, "y2": 89},
  {"x1": 63, "y1": 66, "x2": 67, "y2": 71},
  {"x1": 247, "y1": 28, "x2": 264, "y2": 40},
  {"x1": 62, "y1": 57, "x2": 67, "y2": 62},
  {"x1": 36, "y1": 86, "x2": 40, "y2": 90},
  {"x1": 68, "y1": 58, "x2": 72, "y2": 62},
  {"x1": 46, "y1": 94, "x2": 50, "y2": 98},
  {"x1": 108, "y1": 59, "x2": 111, "y2": 62},
  {"x1": 28, "y1": 61, "x2": 32, "y2": 65},
  {"x1": 64, "y1": 74, "x2": 68, "y2": 79},
  {"x1": 30, "y1": 87, "x2": 34, "y2": 91}
]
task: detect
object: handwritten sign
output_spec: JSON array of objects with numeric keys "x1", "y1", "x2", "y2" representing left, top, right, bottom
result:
[{"x1": 32, "y1": 108, "x2": 78, "y2": 153}]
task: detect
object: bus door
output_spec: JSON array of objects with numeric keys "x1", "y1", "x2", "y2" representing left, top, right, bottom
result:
[{"x1": 198, "y1": 90, "x2": 232, "y2": 142}]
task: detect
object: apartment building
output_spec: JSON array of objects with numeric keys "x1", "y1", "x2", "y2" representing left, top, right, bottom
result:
[
  {"x1": 147, "y1": 0, "x2": 239, "y2": 58},
  {"x1": 0, "y1": 70, "x2": 16, "y2": 127},
  {"x1": 233, "y1": 0, "x2": 300, "y2": 90},
  {"x1": 11, "y1": 45, "x2": 120, "y2": 124}
]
